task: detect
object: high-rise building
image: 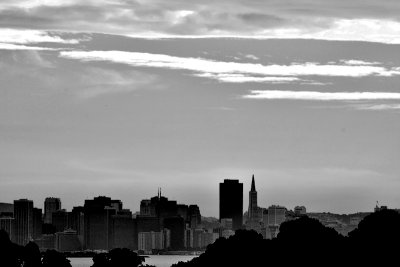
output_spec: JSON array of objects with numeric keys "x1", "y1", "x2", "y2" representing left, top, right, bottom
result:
[
  {"x1": 219, "y1": 179, "x2": 243, "y2": 231},
  {"x1": 83, "y1": 196, "x2": 119, "y2": 250},
  {"x1": 163, "y1": 216, "x2": 185, "y2": 250},
  {"x1": 111, "y1": 209, "x2": 136, "y2": 250},
  {"x1": 14, "y1": 199, "x2": 34, "y2": 245},
  {"x1": 68, "y1": 206, "x2": 85, "y2": 246},
  {"x1": 248, "y1": 175, "x2": 258, "y2": 221},
  {"x1": 246, "y1": 175, "x2": 263, "y2": 232},
  {"x1": 52, "y1": 209, "x2": 68, "y2": 233},
  {"x1": 44, "y1": 198, "x2": 61, "y2": 224},
  {"x1": 140, "y1": 191, "x2": 201, "y2": 229},
  {"x1": 188, "y1": 205, "x2": 201, "y2": 229},
  {"x1": 33, "y1": 207, "x2": 42, "y2": 239}
]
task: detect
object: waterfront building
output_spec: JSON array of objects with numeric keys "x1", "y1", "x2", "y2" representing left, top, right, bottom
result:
[
  {"x1": 163, "y1": 216, "x2": 185, "y2": 250},
  {"x1": 138, "y1": 229, "x2": 170, "y2": 253},
  {"x1": 44, "y1": 198, "x2": 61, "y2": 224},
  {"x1": 219, "y1": 179, "x2": 243, "y2": 230},
  {"x1": 56, "y1": 229, "x2": 81, "y2": 252},
  {"x1": 34, "y1": 234, "x2": 56, "y2": 250}
]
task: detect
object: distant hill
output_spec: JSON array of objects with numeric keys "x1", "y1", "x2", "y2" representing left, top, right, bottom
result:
[{"x1": 201, "y1": 216, "x2": 220, "y2": 229}]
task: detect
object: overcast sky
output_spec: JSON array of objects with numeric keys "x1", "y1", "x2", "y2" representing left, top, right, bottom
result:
[{"x1": 1, "y1": 0, "x2": 400, "y2": 216}]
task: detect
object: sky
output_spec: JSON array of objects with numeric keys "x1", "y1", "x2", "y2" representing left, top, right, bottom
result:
[{"x1": 1, "y1": 0, "x2": 400, "y2": 216}]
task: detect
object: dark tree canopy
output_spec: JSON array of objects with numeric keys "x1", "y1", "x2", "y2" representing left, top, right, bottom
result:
[
  {"x1": 41, "y1": 250, "x2": 72, "y2": 267},
  {"x1": 2, "y1": 210, "x2": 400, "y2": 267},
  {"x1": 173, "y1": 211, "x2": 400, "y2": 267}
]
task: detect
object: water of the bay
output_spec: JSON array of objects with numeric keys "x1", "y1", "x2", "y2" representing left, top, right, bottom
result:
[{"x1": 69, "y1": 255, "x2": 197, "y2": 267}]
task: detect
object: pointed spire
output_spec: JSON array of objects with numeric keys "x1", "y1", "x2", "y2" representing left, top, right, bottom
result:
[{"x1": 251, "y1": 174, "x2": 256, "y2": 191}]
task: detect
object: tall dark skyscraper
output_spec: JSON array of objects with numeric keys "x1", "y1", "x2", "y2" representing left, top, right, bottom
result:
[
  {"x1": 44, "y1": 197, "x2": 61, "y2": 224},
  {"x1": 219, "y1": 179, "x2": 243, "y2": 231},
  {"x1": 14, "y1": 199, "x2": 34, "y2": 245},
  {"x1": 248, "y1": 175, "x2": 258, "y2": 221},
  {"x1": 83, "y1": 196, "x2": 119, "y2": 250}
]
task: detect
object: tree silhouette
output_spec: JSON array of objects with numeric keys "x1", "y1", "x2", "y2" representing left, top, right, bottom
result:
[
  {"x1": 42, "y1": 249, "x2": 72, "y2": 267},
  {"x1": 347, "y1": 209, "x2": 400, "y2": 265},
  {"x1": 23, "y1": 242, "x2": 42, "y2": 267},
  {"x1": 0, "y1": 229, "x2": 23, "y2": 267}
]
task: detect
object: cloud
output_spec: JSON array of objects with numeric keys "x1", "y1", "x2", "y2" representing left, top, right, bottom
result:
[
  {"x1": 0, "y1": 50, "x2": 157, "y2": 99},
  {"x1": 59, "y1": 50, "x2": 400, "y2": 84},
  {"x1": 0, "y1": 42, "x2": 56, "y2": 50},
  {"x1": 195, "y1": 73, "x2": 300, "y2": 83},
  {"x1": 2, "y1": 1, "x2": 400, "y2": 43},
  {"x1": 244, "y1": 54, "x2": 259, "y2": 60},
  {"x1": 353, "y1": 103, "x2": 400, "y2": 110},
  {"x1": 0, "y1": 28, "x2": 82, "y2": 44},
  {"x1": 340, "y1": 59, "x2": 381, "y2": 66},
  {"x1": 74, "y1": 67, "x2": 158, "y2": 99},
  {"x1": 243, "y1": 90, "x2": 400, "y2": 101}
]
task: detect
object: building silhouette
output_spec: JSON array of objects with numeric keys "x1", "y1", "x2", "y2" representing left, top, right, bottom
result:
[
  {"x1": 111, "y1": 209, "x2": 136, "y2": 250},
  {"x1": 246, "y1": 175, "x2": 263, "y2": 232},
  {"x1": 294, "y1": 206, "x2": 307, "y2": 216},
  {"x1": 163, "y1": 216, "x2": 185, "y2": 250},
  {"x1": 44, "y1": 197, "x2": 61, "y2": 224},
  {"x1": 83, "y1": 196, "x2": 118, "y2": 250},
  {"x1": 14, "y1": 199, "x2": 34, "y2": 245},
  {"x1": 68, "y1": 206, "x2": 85, "y2": 245},
  {"x1": 248, "y1": 175, "x2": 258, "y2": 221},
  {"x1": 219, "y1": 179, "x2": 243, "y2": 231},
  {"x1": 0, "y1": 216, "x2": 14, "y2": 241},
  {"x1": 263, "y1": 205, "x2": 286, "y2": 238},
  {"x1": 33, "y1": 207, "x2": 42, "y2": 239},
  {"x1": 52, "y1": 209, "x2": 68, "y2": 233},
  {"x1": 138, "y1": 190, "x2": 201, "y2": 250}
]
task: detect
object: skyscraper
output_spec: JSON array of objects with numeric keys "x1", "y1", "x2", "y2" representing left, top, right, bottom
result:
[
  {"x1": 83, "y1": 196, "x2": 118, "y2": 250},
  {"x1": 32, "y1": 207, "x2": 43, "y2": 239},
  {"x1": 219, "y1": 179, "x2": 243, "y2": 231},
  {"x1": 14, "y1": 199, "x2": 34, "y2": 245},
  {"x1": 44, "y1": 197, "x2": 61, "y2": 224},
  {"x1": 248, "y1": 175, "x2": 258, "y2": 221}
]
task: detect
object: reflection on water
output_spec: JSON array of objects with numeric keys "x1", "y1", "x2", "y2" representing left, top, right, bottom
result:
[{"x1": 69, "y1": 255, "x2": 197, "y2": 267}]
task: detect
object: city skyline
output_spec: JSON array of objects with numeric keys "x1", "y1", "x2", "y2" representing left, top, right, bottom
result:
[
  {"x1": 0, "y1": 175, "x2": 391, "y2": 217},
  {"x1": 1, "y1": 1, "x2": 400, "y2": 217}
]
